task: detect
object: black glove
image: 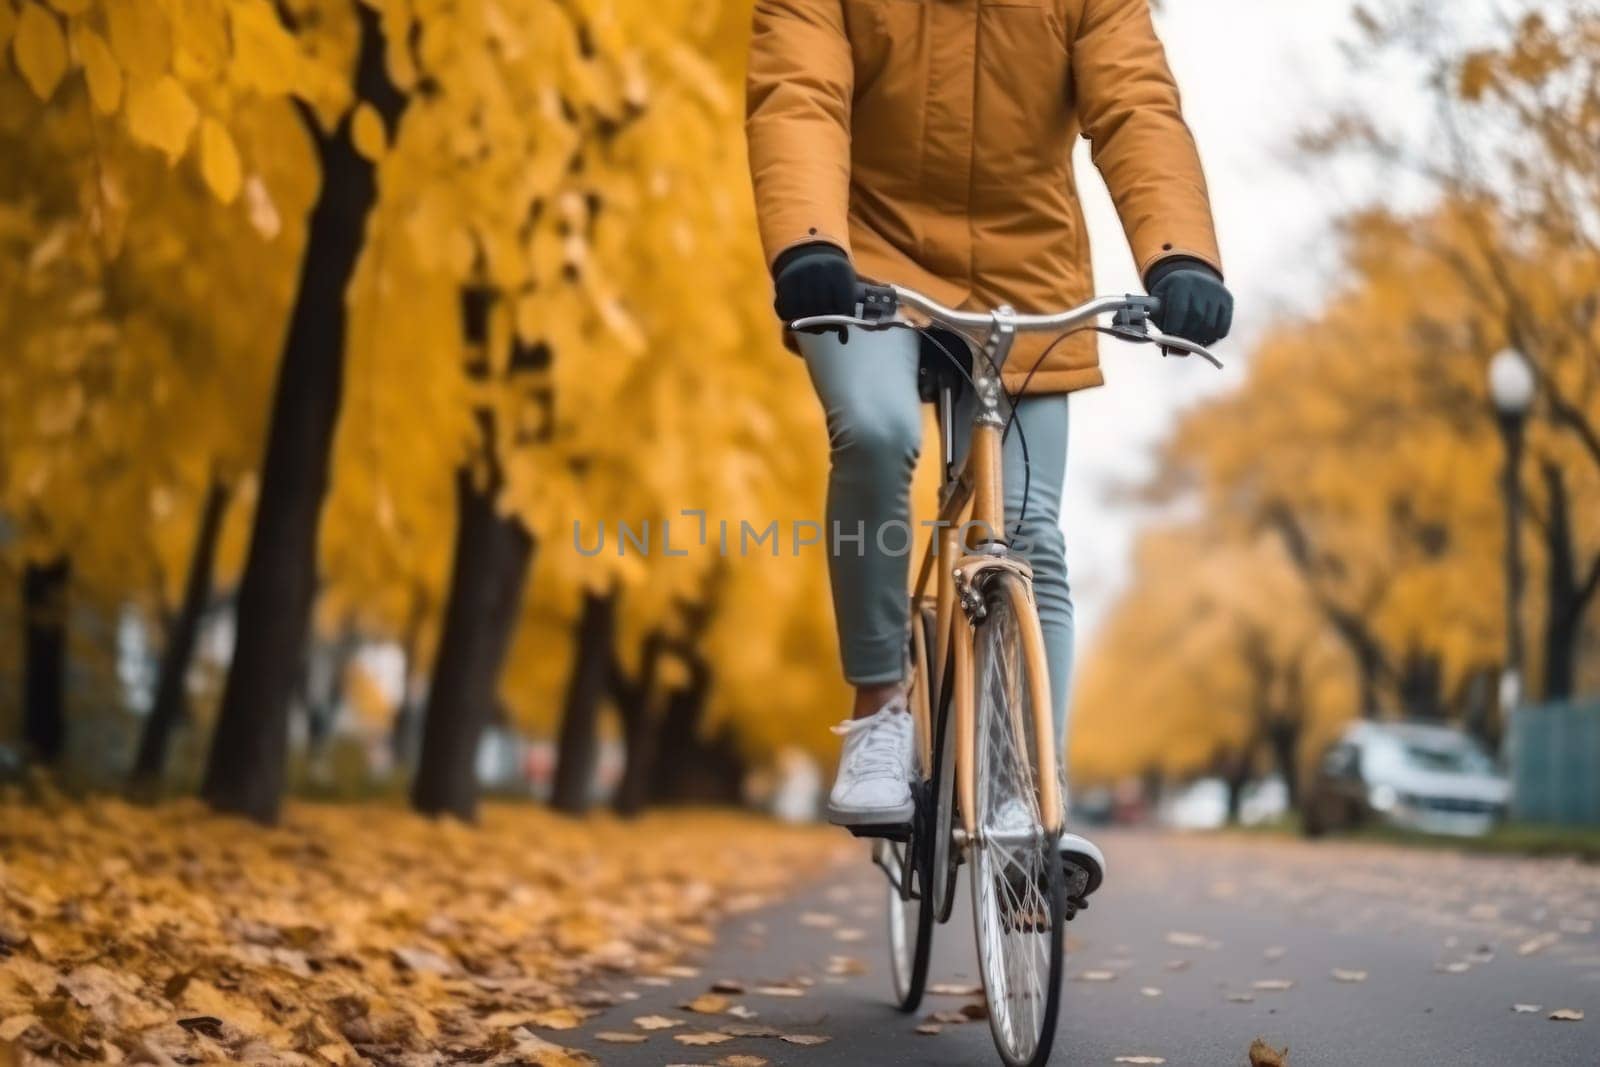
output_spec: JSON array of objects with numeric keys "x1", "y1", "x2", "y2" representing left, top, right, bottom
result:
[
  {"x1": 1145, "y1": 256, "x2": 1233, "y2": 347},
  {"x1": 773, "y1": 242, "x2": 857, "y2": 329}
]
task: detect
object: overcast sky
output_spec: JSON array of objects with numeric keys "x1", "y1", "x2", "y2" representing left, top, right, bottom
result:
[{"x1": 1065, "y1": 0, "x2": 1443, "y2": 654}]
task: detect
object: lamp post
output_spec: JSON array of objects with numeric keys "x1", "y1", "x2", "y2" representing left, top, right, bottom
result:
[{"x1": 1488, "y1": 348, "x2": 1536, "y2": 711}]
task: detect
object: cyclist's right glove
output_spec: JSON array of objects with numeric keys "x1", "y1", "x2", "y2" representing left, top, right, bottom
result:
[
  {"x1": 1145, "y1": 256, "x2": 1233, "y2": 347},
  {"x1": 773, "y1": 242, "x2": 857, "y2": 336}
]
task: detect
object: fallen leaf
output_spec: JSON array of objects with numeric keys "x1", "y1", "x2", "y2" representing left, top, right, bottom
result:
[
  {"x1": 717, "y1": 1056, "x2": 769, "y2": 1067},
  {"x1": 834, "y1": 928, "x2": 866, "y2": 943},
  {"x1": 1549, "y1": 1009, "x2": 1584, "y2": 1022},
  {"x1": 1262, "y1": 946, "x2": 1286, "y2": 961},
  {"x1": 1512, "y1": 1004, "x2": 1542, "y2": 1014},
  {"x1": 676, "y1": 1031, "x2": 735, "y2": 1046},
  {"x1": 511, "y1": 1030, "x2": 597, "y2": 1067},
  {"x1": 1075, "y1": 970, "x2": 1117, "y2": 982},
  {"x1": 1248, "y1": 1037, "x2": 1289, "y2": 1066},
  {"x1": 1330, "y1": 969, "x2": 1367, "y2": 983},
  {"x1": 1165, "y1": 932, "x2": 1215, "y2": 949},
  {"x1": 1252, "y1": 979, "x2": 1294, "y2": 991},
  {"x1": 529, "y1": 1007, "x2": 587, "y2": 1030},
  {"x1": 753, "y1": 985, "x2": 805, "y2": 997},
  {"x1": 781, "y1": 1034, "x2": 831, "y2": 1046},
  {"x1": 682, "y1": 994, "x2": 730, "y2": 1015},
  {"x1": 596, "y1": 1032, "x2": 648, "y2": 1044},
  {"x1": 719, "y1": 1023, "x2": 783, "y2": 1038},
  {"x1": 1518, "y1": 933, "x2": 1559, "y2": 957},
  {"x1": 727, "y1": 1004, "x2": 757, "y2": 1019},
  {"x1": 1228, "y1": 993, "x2": 1256, "y2": 1004},
  {"x1": 635, "y1": 1015, "x2": 686, "y2": 1031},
  {"x1": 390, "y1": 945, "x2": 456, "y2": 975},
  {"x1": 799, "y1": 912, "x2": 838, "y2": 928},
  {"x1": 1435, "y1": 962, "x2": 1470, "y2": 974},
  {"x1": 916, "y1": 1023, "x2": 942, "y2": 1035},
  {"x1": 1114, "y1": 1057, "x2": 1166, "y2": 1065},
  {"x1": 1139, "y1": 987, "x2": 1162, "y2": 998},
  {"x1": 0, "y1": 1015, "x2": 39, "y2": 1042},
  {"x1": 711, "y1": 979, "x2": 747, "y2": 994}
]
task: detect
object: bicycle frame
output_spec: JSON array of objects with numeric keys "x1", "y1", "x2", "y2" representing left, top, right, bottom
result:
[{"x1": 908, "y1": 309, "x2": 1063, "y2": 844}]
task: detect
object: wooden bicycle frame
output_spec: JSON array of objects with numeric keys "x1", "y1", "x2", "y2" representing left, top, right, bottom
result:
[{"x1": 906, "y1": 312, "x2": 1063, "y2": 844}]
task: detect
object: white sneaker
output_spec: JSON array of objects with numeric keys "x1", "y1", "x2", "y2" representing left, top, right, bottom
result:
[
  {"x1": 1058, "y1": 832, "x2": 1106, "y2": 901},
  {"x1": 826, "y1": 699, "x2": 916, "y2": 827}
]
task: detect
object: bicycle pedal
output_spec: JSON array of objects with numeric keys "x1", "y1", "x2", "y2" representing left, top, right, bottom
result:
[{"x1": 845, "y1": 822, "x2": 913, "y2": 842}]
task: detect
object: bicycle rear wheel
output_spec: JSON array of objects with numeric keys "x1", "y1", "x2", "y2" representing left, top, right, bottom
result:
[
  {"x1": 968, "y1": 572, "x2": 1065, "y2": 1067},
  {"x1": 886, "y1": 602, "x2": 940, "y2": 1011}
]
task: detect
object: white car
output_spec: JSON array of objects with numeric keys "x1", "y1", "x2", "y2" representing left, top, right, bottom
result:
[{"x1": 1304, "y1": 722, "x2": 1511, "y2": 838}]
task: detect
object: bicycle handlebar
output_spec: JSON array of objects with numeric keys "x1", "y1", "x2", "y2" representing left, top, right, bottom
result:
[{"x1": 789, "y1": 282, "x2": 1223, "y2": 368}]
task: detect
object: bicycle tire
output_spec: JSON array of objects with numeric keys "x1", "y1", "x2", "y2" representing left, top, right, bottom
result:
[
  {"x1": 967, "y1": 572, "x2": 1066, "y2": 1067},
  {"x1": 887, "y1": 602, "x2": 941, "y2": 1012}
]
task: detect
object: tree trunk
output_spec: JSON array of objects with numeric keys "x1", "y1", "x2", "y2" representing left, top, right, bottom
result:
[
  {"x1": 1457, "y1": 667, "x2": 1499, "y2": 750},
  {"x1": 549, "y1": 591, "x2": 619, "y2": 816},
  {"x1": 647, "y1": 659, "x2": 740, "y2": 805},
  {"x1": 408, "y1": 466, "x2": 535, "y2": 820},
  {"x1": 1538, "y1": 461, "x2": 1584, "y2": 701},
  {"x1": 200, "y1": 6, "x2": 406, "y2": 824},
  {"x1": 131, "y1": 478, "x2": 230, "y2": 791},
  {"x1": 1395, "y1": 646, "x2": 1445, "y2": 720},
  {"x1": 21, "y1": 557, "x2": 70, "y2": 764},
  {"x1": 1264, "y1": 721, "x2": 1300, "y2": 808},
  {"x1": 611, "y1": 632, "x2": 667, "y2": 817}
]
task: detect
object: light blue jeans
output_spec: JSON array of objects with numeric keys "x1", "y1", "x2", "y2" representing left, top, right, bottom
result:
[{"x1": 797, "y1": 328, "x2": 1075, "y2": 738}]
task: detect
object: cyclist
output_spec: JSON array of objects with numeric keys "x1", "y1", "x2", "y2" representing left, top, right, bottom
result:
[{"x1": 746, "y1": 0, "x2": 1233, "y2": 892}]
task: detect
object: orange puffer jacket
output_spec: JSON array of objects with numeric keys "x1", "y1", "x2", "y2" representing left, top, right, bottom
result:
[{"x1": 746, "y1": 0, "x2": 1222, "y2": 394}]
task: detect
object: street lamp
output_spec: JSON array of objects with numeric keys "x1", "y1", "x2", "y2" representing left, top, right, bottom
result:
[{"x1": 1488, "y1": 348, "x2": 1536, "y2": 711}]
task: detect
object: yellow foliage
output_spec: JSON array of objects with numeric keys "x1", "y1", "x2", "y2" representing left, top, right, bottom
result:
[
  {"x1": 124, "y1": 74, "x2": 197, "y2": 162},
  {"x1": 349, "y1": 100, "x2": 387, "y2": 161},
  {"x1": 196, "y1": 117, "x2": 240, "y2": 202},
  {"x1": 70, "y1": 22, "x2": 119, "y2": 113},
  {"x1": 13, "y1": 1, "x2": 67, "y2": 100}
]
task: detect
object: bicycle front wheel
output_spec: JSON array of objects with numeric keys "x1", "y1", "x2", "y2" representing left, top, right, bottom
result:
[{"x1": 968, "y1": 572, "x2": 1065, "y2": 1067}]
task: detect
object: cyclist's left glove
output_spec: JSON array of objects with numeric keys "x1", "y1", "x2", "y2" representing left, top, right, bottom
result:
[
  {"x1": 773, "y1": 241, "x2": 857, "y2": 328},
  {"x1": 1146, "y1": 256, "x2": 1233, "y2": 347}
]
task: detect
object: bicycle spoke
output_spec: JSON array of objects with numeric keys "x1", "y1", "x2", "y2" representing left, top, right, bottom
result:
[{"x1": 969, "y1": 576, "x2": 1064, "y2": 1067}]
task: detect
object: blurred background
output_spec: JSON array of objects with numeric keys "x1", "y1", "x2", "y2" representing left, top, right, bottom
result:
[{"x1": 0, "y1": 0, "x2": 1597, "y2": 844}]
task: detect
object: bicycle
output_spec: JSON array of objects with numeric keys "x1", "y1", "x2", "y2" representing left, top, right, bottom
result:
[{"x1": 791, "y1": 284, "x2": 1221, "y2": 1067}]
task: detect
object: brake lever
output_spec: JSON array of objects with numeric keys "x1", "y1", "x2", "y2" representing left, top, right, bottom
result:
[
  {"x1": 1145, "y1": 326, "x2": 1223, "y2": 368},
  {"x1": 1092, "y1": 324, "x2": 1224, "y2": 369}
]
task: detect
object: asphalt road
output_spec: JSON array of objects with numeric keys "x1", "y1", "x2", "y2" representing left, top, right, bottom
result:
[{"x1": 564, "y1": 831, "x2": 1599, "y2": 1066}]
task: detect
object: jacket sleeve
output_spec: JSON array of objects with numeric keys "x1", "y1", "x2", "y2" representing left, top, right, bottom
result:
[
  {"x1": 1072, "y1": 0, "x2": 1222, "y2": 280},
  {"x1": 745, "y1": 0, "x2": 854, "y2": 269}
]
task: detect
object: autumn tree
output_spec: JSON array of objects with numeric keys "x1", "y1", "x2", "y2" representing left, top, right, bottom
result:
[
  {"x1": 1073, "y1": 529, "x2": 1349, "y2": 809},
  {"x1": 0, "y1": 22, "x2": 298, "y2": 780},
  {"x1": 1307, "y1": 1, "x2": 1600, "y2": 702}
]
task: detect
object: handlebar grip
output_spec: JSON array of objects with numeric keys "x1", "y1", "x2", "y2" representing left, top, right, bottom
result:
[{"x1": 856, "y1": 282, "x2": 898, "y2": 322}]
